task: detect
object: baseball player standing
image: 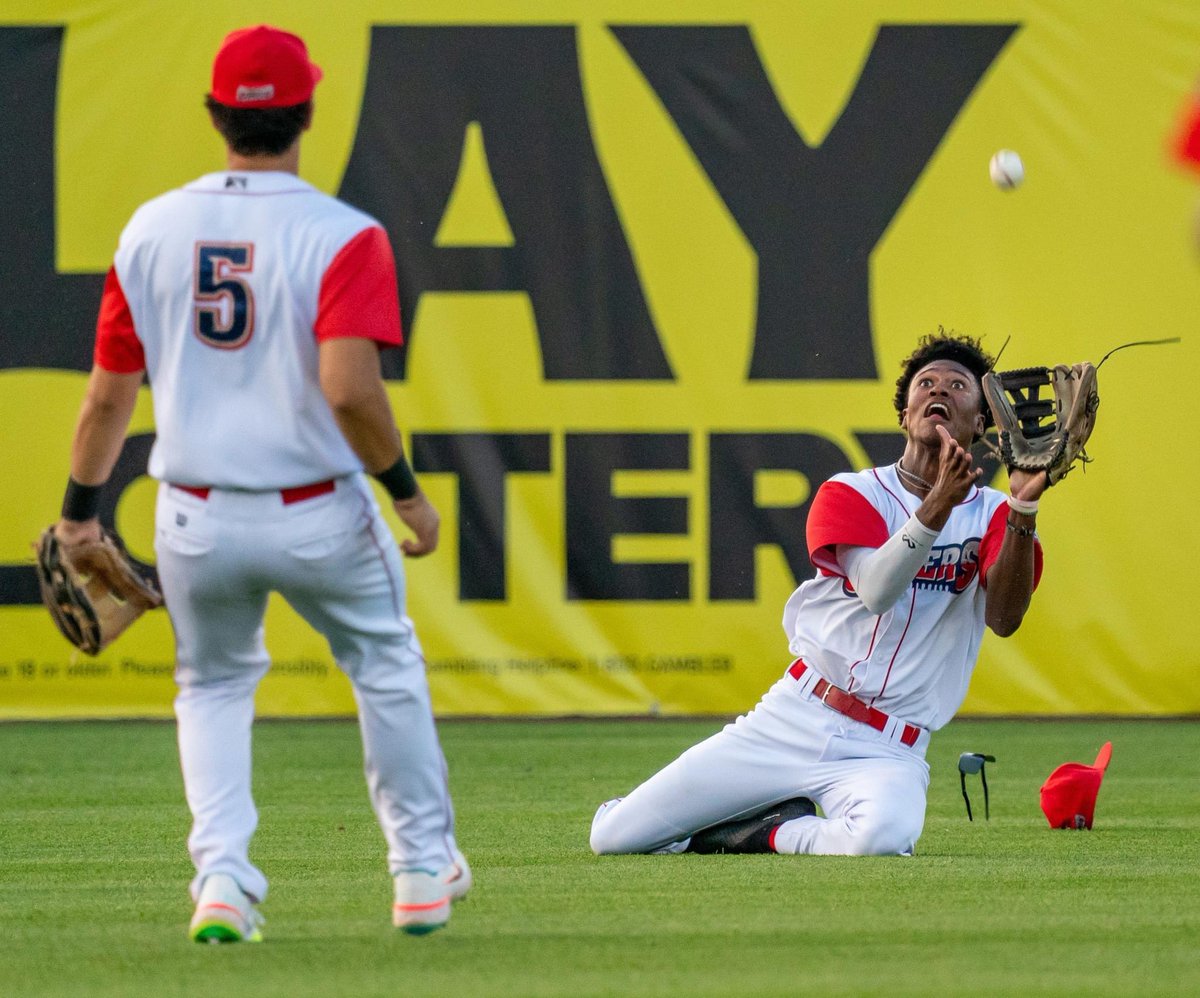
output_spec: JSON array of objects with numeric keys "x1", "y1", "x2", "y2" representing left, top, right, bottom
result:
[
  {"x1": 590, "y1": 333, "x2": 1046, "y2": 857},
  {"x1": 52, "y1": 25, "x2": 468, "y2": 938}
]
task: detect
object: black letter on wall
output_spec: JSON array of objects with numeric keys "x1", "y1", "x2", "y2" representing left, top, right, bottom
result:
[
  {"x1": 565, "y1": 433, "x2": 690, "y2": 600},
  {"x1": 339, "y1": 27, "x2": 670, "y2": 382},
  {"x1": 411, "y1": 432, "x2": 552, "y2": 601},
  {"x1": 0, "y1": 26, "x2": 105, "y2": 373},
  {"x1": 612, "y1": 24, "x2": 1019, "y2": 380},
  {"x1": 709, "y1": 433, "x2": 853, "y2": 600}
]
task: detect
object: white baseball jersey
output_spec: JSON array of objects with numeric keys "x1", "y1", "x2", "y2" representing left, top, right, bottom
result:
[
  {"x1": 783, "y1": 464, "x2": 1044, "y2": 731},
  {"x1": 94, "y1": 170, "x2": 402, "y2": 489},
  {"x1": 98, "y1": 168, "x2": 462, "y2": 899}
]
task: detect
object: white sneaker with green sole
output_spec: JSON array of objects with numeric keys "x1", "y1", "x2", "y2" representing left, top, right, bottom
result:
[{"x1": 189, "y1": 873, "x2": 264, "y2": 944}]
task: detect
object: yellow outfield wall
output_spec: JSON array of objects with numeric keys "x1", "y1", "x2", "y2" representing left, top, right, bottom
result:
[{"x1": 1, "y1": 1, "x2": 1198, "y2": 718}]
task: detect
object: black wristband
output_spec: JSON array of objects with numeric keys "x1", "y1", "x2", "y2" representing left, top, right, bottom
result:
[
  {"x1": 61, "y1": 477, "x2": 103, "y2": 521},
  {"x1": 374, "y1": 454, "x2": 418, "y2": 501}
]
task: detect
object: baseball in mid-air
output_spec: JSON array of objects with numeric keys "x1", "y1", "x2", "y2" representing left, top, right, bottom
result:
[{"x1": 989, "y1": 149, "x2": 1024, "y2": 190}]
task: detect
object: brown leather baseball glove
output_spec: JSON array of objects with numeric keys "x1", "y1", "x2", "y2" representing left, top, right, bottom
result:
[
  {"x1": 34, "y1": 526, "x2": 163, "y2": 655},
  {"x1": 981, "y1": 363, "x2": 1099, "y2": 486}
]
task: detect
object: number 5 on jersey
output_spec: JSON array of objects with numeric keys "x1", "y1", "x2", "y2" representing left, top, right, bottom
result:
[{"x1": 194, "y1": 243, "x2": 255, "y2": 349}]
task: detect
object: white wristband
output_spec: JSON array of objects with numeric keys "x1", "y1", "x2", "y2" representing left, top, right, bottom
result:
[{"x1": 1007, "y1": 495, "x2": 1039, "y2": 516}]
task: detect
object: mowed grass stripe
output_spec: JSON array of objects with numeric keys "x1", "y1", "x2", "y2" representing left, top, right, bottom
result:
[{"x1": 0, "y1": 718, "x2": 1196, "y2": 997}]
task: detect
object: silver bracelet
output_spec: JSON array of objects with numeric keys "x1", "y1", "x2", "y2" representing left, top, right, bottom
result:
[{"x1": 1006, "y1": 518, "x2": 1036, "y2": 537}]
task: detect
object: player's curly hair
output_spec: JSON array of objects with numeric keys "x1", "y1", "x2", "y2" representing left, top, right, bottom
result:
[
  {"x1": 205, "y1": 97, "x2": 312, "y2": 156},
  {"x1": 893, "y1": 328, "x2": 996, "y2": 435}
]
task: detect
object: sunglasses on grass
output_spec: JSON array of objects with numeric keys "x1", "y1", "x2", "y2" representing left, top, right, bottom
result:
[{"x1": 958, "y1": 752, "x2": 996, "y2": 821}]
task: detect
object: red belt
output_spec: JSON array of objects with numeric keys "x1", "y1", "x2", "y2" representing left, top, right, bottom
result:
[
  {"x1": 173, "y1": 480, "x2": 336, "y2": 504},
  {"x1": 788, "y1": 660, "x2": 921, "y2": 747}
]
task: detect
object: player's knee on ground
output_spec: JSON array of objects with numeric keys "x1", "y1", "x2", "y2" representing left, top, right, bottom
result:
[
  {"x1": 589, "y1": 798, "x2": 662, "y2": 855},
  {"x1": 590, "y1": 827, "x2": 624, "y2": 855},
  {"x1": 839, "y1": 800, "x2": 924, "y2": 856},
  {"x1": 589, "y1": 799, "x2": 628, "y2": 854}
]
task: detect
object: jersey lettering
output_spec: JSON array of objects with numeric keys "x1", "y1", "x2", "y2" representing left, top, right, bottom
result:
[
  {"x1": 194, "y1": 242, "x2": 255, "y2": 349},
  {"x1": 914, "y1": 538, "x2": 980, "y2": 593}
]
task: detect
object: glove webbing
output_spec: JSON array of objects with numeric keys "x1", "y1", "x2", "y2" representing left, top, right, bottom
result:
[{"x1": 995, "y1": 367, "x2": 1057, "y2": 440}]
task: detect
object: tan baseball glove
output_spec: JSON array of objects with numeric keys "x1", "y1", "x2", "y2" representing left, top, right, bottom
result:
[
  {"x1": 981, "y1": 363, "x2": 1099, "y2": 486},
  {"x1": 34, "y1": 526, "x2": 163, "y2": 655}
]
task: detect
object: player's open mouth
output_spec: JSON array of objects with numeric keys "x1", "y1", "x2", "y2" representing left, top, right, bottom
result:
[{"x1": 925, "y1": 402, "x2": 951, "y2": 421}]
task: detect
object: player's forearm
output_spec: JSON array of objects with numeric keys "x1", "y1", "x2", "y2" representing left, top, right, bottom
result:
[
  {"x1": 69, "y1": 368, "x2": 142, "y2": 485},
  {"x1": 838, "y1": 514, "x2": 938, "y2": 614},
  {"x1": 319, "y1": 337, "x2": 407, "y2": 472},
  {"x1": 983, "y1": 512, "x2": 1037, "y2": 635},
  {"x1": 326, "y1": 387, "x2": 406, "y2": 473}
]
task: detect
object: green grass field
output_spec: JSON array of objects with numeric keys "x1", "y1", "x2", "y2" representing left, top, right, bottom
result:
[{"x1": 2, "y1": 717, "x2": 1197, "y2": 997}]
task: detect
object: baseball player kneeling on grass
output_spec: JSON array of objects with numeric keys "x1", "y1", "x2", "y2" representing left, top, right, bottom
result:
[
  {"x1": 591, "y1": 332, "x2": 1047, "y2": 857},
  {"x1": 52, "y1": 25, "x2": 468, "y2": 938}
]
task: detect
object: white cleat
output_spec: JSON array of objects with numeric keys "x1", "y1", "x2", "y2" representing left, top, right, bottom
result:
[
  {"x1": 444, "y1": 850, "x2": 472, "y2": 903},
  {"x1": 392, "y1": 851, "x2": 472, "y2": 935},
  {"x1": 392, "y1": 870, "x2": 450, "y2": 935},
  {"x1": 189, "y1": 873, "x2": 264, "y2": 944}
]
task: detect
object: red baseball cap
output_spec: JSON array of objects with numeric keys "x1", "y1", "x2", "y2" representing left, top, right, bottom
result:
[
  {"x1": 210, "y1": 25, "x2": 322, "y2": 108},
  {"x1": 1039, "y1": 741, "x2": 1113, "y2": 830}
]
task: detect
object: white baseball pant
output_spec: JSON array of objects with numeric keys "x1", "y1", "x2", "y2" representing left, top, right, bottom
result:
[
  {"x1": 590, "y1": 673, "x2": 931, "y2": 856},
  {"x1": 154, "y1": 474, "x2": 459, "y2": 902}
]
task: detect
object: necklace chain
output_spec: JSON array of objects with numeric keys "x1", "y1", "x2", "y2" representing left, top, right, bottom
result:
[{"x1": 895, "y1": 460, "x2": 933, "y2": 491}]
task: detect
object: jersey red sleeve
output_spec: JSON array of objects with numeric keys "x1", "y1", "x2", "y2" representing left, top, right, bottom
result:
[
  {"x1": 806, "y1": 481, "x2": 890, "y2": 577},
  {"x1": 315, "y1": 226, "x2": 403, "y2": 346},
  {"x1": 978, "y1": 502, "x2": 1044, "y2": 589},
  {"x1": 94, "y1": 266, "x2": 145, "y2": 373}
]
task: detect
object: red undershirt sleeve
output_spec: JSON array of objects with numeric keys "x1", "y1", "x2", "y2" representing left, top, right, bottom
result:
[
  {"x1": 315, "y1": 226, "x2": 403, "y2": 346},
  {"x1": 93, "y1": 267, "x2": 145, "y2": 373},
  {"x1": 979, "y1": 502, "x2": 1044, "y2": 589},
  {"x1": 806, "y1": 481, "x2": 890, "y2": 577}
]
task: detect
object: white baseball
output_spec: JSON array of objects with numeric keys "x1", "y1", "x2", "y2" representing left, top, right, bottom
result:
[{"x1": 989, "y1": 149, "x2": 1024, "y2": 190}]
